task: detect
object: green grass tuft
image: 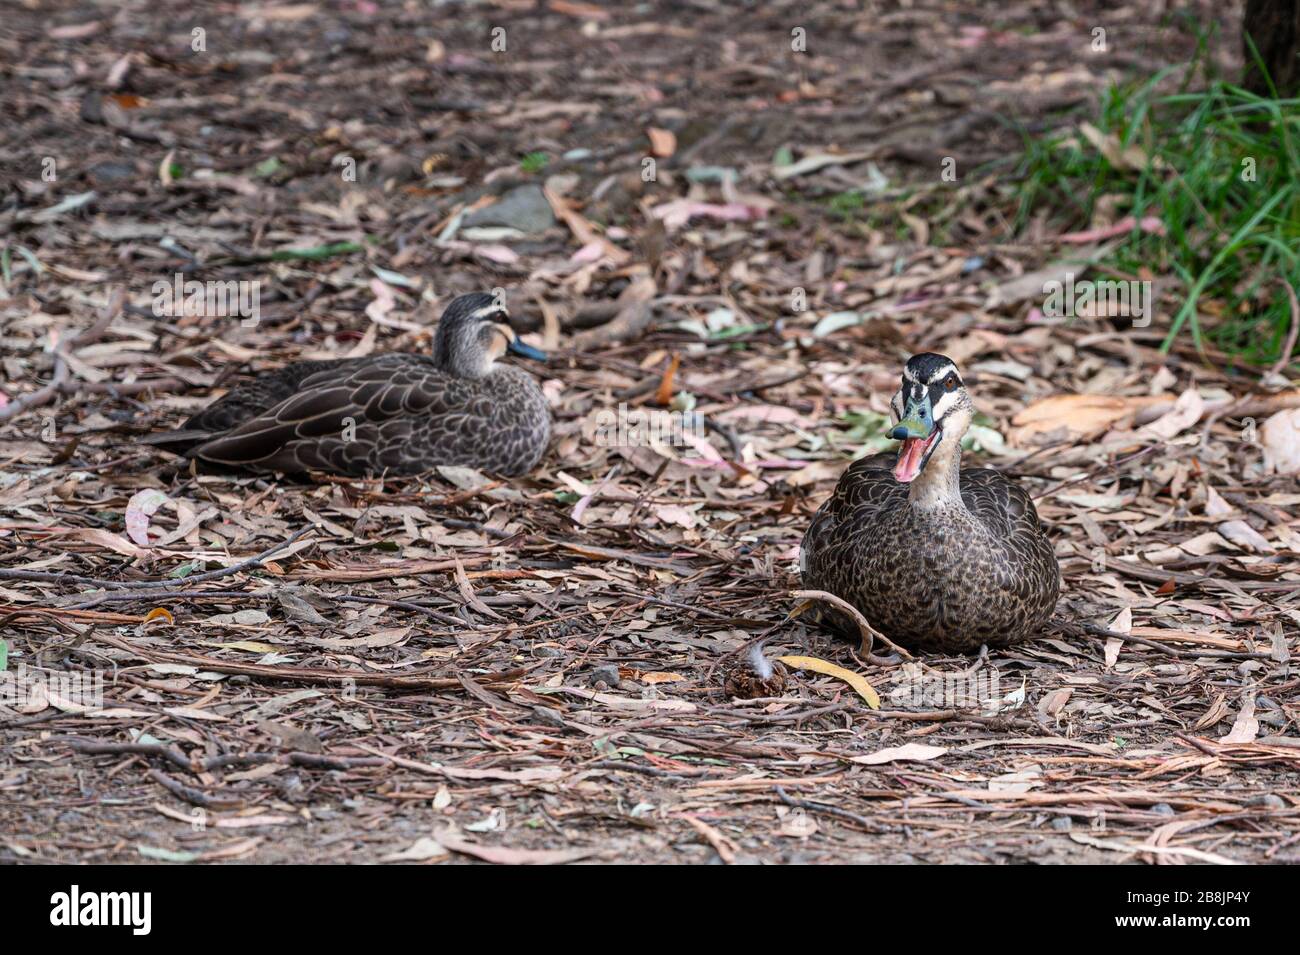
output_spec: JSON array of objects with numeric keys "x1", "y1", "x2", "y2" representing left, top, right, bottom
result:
[
  {"x1": 519, "y1": 151, "x2": 549, "y2": 174},
  {"x1": 1010, "y1": 64, "x2": 1300, "y2": 367}
]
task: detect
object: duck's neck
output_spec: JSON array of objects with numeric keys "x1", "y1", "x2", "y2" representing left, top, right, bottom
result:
[{"x1": 907, "y1": 441, "x2": 963, "y2": 510}]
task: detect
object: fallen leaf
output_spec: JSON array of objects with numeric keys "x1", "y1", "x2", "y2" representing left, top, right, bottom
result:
[
  {"x1": 364, "y1": 278, "x2": 396, "y2": 325},
  {"x1": 1058, "y1": 215, "x2": 1165, "y2": 243},
  {"x1": 651, "y1": 199, "x2": 769, "y2": 231},
  {"x1": 776, "y1": 655, "x2": 880, "y2": 708},
  {"x1": 772, "y1": 150, "x2": 874, "y2": 180},
  {"x1": 851, "y1": 743, "x2": 948, "y2": 765},
  {"x1": 654, "y1": 353, "x2": 680, "y2": 405},
  {"x1": 124, "y1": 489, "x2": 170, "y2": 547},
  {"x1": 1103, "y1": 607, "x2": 1129, "y2": 667},
  {"x1": 205, "y1": 609, "x2": 271, "y2": 627},
  {"x1": 1010, "y1": 393, "x2": 1159, "y2": 443},
  {"x1": 1194, "y1": 693, "x2": 1229, "y2": 730},
  {"x1": 1139, "y1": 388, "x2": 1203, "y2": 440},
  {"x1": 436, "y1": 828, "x2": 596, "y2": 865},
  {"x1": 214, "y1": 640, "x2": 281, "y2": 653},
  {"x1": 1221, "y1": 695, "x2": 1259, "y2": 744},
  {"x1": 638, "y1": 671, "x2": 685, "y2": 684},
  {"x1": 164, "y1": 706, "x2": 228, "y2": 722},
  {"x1": 137, "y1": 845, "x2": 197, "y2": 863},
  {"x1": 988, "y1": 767, "x2": 1042, "y2": 793},
  {"x1": 646, "y1": 126, "x2": 676, "y2": 158},
  {"x1": 1261, "y1": 409, "x2": 1300, "y2": 474},
  {"x1": 144, "y1": 607, "x2": 174, "y2": 626},
  {"x1": 382, "y1": 836, "x2": 450, "y2": 863},
  {"x1": 1077, "y1": 122, "x2": 1160, "y2": 172},
  {"x1": 1039, "y1": 688, "x2": 1072, "y2": 716},
  {"x1": 197, "y1": 837, "x2": 263, "y2": 861},
  {"x1": 1217, "y1": 520, "x2": 1272, "y2": 553}
]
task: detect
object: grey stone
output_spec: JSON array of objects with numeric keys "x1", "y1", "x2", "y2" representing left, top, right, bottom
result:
[
  {"x1": 531, "y1": 706, "x2": 567, "y2": 729},
  {"x1": 464, "y1": 184, "x2": 555, "y2": 234}
]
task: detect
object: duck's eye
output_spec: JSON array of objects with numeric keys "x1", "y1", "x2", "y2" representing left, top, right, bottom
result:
[{"x1": 945, "y1": 376, "x2": 958, "y2": 392}]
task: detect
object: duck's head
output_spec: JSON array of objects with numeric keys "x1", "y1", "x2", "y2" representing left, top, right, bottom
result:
[
  {"x1": 888, "y1": 352, "x2": 973, "y2": 484},
  {"x1": 433, "y1": 292, "x2": 546, "y2": 378}
]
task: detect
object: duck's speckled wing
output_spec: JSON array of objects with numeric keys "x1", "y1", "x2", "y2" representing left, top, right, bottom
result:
[
  {"x1": 957, "y1": 466, "x2": 1060, "y2": 609},
  {"x1": 799, "y1": 452, "x2": 901, "y2": 577},
  {"x1": 189, "y1": 354, "x2": 548, "y2": 477}
]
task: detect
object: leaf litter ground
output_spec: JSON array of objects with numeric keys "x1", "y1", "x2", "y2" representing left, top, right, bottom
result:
[{"x1": 1, "y1": 1, "x2": 1298, "y2": 864}]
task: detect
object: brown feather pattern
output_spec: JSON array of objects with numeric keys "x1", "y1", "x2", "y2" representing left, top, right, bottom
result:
[{"x1": 187, "y1": 354, "x2": 549, "y2": 477}]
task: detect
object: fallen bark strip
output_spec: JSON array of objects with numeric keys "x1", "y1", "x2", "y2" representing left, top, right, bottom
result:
[
  {"x1": 84, "y1": 630, "x2": 522, "y2": 691},
  {"x1": 282, "y1": 556, "x2": 491, "y2": 583},
  {"x1": 920, "y1": 789, "x2": 1244, "y2": 812},
  {"x1": 0, "y1": 604, "x2": 143, "y2": 625},
  {"x1": 148, "y1": 768, "x2": 242, "y2": 808},
  {"x1": 1105, "y1": 557, "x2": 1300, "y2": 593},
  {"x1": 64, "y1": 739, "x2": 406, "y2": 781},
  {"x1": 775, "y1": 784, "x2": 887, "y2": 833}
]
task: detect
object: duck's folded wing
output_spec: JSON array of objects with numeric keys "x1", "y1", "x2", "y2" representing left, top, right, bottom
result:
[
  {"x1": 190, "y1": 358, "x2": 455, "y2": 472},
  {"x1": 142, "y1": 359, "x2": 354, "y2": 454},
  {"x1": 960, "y1": 467, "x2": 1059, "y2": 598},
  {"x1": 959, "y1": 467, "x2": 1043, "y2": 536},
  {"x1": 800, "y1": 455, "x2": 902, "y2": 576}
]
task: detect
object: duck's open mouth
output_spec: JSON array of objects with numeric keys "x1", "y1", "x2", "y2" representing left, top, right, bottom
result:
[{"x1": 893, "y1": 426, "x2": 942, "y2": 483}]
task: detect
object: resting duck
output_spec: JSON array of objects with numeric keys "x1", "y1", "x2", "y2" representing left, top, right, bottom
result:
[
  {"x1": 800, "y1": 353, "x2": 1059, "y2": 654},
  {"x1": 146, "y1": 292, "x2": 550, "y2": 477}
]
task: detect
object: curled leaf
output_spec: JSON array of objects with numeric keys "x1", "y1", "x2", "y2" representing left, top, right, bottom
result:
[
  {"x1": 125, "y1": 489, "x2": 170, "y2": 548},
  {"x1": 776, "y1": 655, "x2": 880, "y2": 709},
  {"x1": 143, "y1": 607, "x2": 174, "y2": 626},
  {"x1": 654, "y1": 353, "x2": 680, "y2": 406}
]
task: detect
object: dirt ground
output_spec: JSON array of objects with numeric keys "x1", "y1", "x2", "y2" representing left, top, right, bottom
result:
[{"x1": 2, "y1": 0, "x2": 1298, "y2": 865}]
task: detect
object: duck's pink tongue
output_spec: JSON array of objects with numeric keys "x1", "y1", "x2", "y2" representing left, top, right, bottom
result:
[{"x1": 893, "y1": 435, "x2": 931, "y2": 483}]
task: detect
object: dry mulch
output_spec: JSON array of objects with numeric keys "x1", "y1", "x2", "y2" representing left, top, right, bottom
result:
[{"x1": 2, "y1": 0, "x2": 1298, "y2": 864}]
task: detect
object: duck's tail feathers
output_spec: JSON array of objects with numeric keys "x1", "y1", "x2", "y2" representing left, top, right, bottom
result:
[{"x1": 139, "y1": 429, "x2": 221, "y2": 454}]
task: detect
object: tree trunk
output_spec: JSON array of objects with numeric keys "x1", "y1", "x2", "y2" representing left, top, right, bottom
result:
[{"x1": 1242, "y1": 0, "x2": 1300, "y2": 97}]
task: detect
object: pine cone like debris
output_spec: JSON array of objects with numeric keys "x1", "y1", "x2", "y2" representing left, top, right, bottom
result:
[{"x1": 721, "y1": 645, "x2": 788, "y2": 699}]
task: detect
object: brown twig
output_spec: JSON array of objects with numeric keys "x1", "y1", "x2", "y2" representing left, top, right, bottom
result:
[
  {"x1": 790, "y1": 589, "x2": 916, "y2": 662},
  {"x1": 0, "y1": 353, "x2": 68, "y2": 425},
  {"x1": 1267, "y1": 277, "x2": 1300, "y2": 378}
]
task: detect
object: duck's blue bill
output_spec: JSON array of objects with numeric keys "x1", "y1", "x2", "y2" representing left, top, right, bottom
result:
[
  {"x1": 889, "y1": 394, "x2": 935, "y2": 441},
  {"x1": 508, "y1": 338, "x2": 547, "y2": 362}
]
